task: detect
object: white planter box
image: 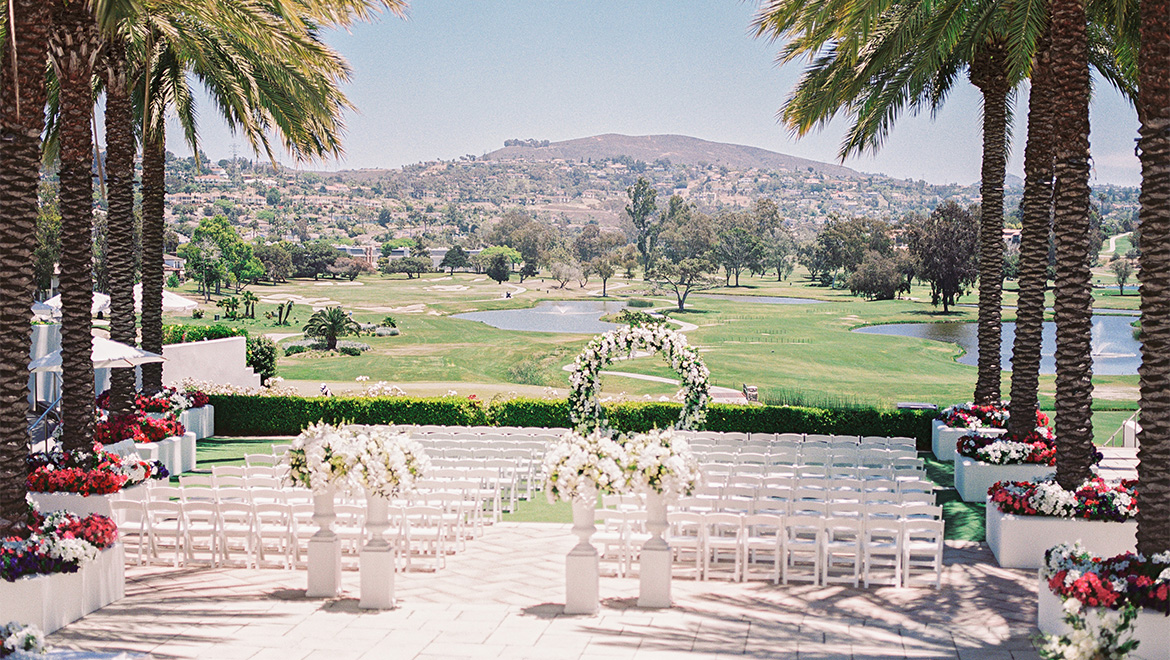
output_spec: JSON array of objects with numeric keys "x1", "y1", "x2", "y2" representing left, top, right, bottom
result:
[
  {"x1": 179, "y1": 405, "x2": 215, "y2": 440},
  {"x1": 29, "y1": 483, "x2": 148, "y2": 518},
  {"x1": 954, "y1": 459, "x2": 1053, "y2": 502},
  {"x1": 985, "y1": 499, "x2": 1137, "y2": 569},
  {"x1": 0, "y1": 545, "x2": 125, "y2": 634},
  {"x1": 135, "y1": 435, "x2": 186, "y2": 475},
  {"x1": 1038, "y1": 574, "x2": 1169, "y2": 660},
  {"x1": 931, "y1": 420, "x2": 1007, "y2": 462}
]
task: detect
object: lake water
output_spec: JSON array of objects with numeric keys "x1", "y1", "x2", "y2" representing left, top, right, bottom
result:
[
  {"x1": 695, "y1": 294, "x2": 827, "y2": 305},
  {"x1": 853, "y1": 315, "x2": 1141, "y2": 375},
  {"x1": 454, "y1": 300, "x2": 629, "y2": 334}
]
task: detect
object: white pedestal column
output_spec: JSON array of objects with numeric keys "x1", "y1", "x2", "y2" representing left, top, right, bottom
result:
[
  {"x1": 307, "y1": 487, "x2": 342, "y2": 598},
  {"x1": 565, "y1": 499, "x2": 599, "y2": 615},
  {"x1": 638, "y1": 492, "x2": 672, "y2": 608},
  {"x1": 360, "y1": 493, "x2": 396, "y2": 609}
]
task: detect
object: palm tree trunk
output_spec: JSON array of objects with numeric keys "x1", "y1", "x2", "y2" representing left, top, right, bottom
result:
[
  {"x1": 970, "y1": 41, "x2": 1010, "y2": 405},
  {"x1": 1049, "y1": 0, "x2": 1095, "y2": 490},
  {"x1": 140, "y1": 130, "x2": 166, "y2": 394},
  {"x1": 1008, "y1": 28, "x2": 1054, "y2": 438},
  {"x1": 103, "y1": 40, "x2": 137, "y2": 419},
  {"x1": 1136, "y1": 0, "x2": 1170, "y2": 557},
  {"x1": 0, "y1": 0, "x2": 53, "y2": 535},
  {"x1": 51, "y1": 0, "x2": 100, "y2": 452}
]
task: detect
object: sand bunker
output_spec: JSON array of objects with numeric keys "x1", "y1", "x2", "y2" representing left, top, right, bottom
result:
[
  {"x1": 359, "y1": 303, "x2": 428, "y2": 314},
  {"x1": 428, "y1": 285, "x2": 469, "y2": 292}
]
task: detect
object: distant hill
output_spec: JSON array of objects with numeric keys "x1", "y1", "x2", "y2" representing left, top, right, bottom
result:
[{"x1": 482, "y1": 133, "x2": 866, "y2": 179}]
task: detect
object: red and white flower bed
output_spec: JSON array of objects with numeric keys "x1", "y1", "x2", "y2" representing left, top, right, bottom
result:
[
  {"x1": 985, "y1": 478, "x2": 1138, "y2": 569},
  {"x1": 1039, "y1": 542, "x2": 1170, "y2": 660},
  {"x1": 952, "y1": 425, "x2": 1088, "y2": 503},
  {"x1": 26, "y1": 445, "x2": 167, "y2": 516},
  {"x1": 0, "y1": 511, "x2": 125, "y2": 634}
]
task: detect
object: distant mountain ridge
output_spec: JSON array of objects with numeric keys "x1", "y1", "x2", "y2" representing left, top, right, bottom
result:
[{"x1": 482, "y1": 133, "x2": 866, "y2": 179}]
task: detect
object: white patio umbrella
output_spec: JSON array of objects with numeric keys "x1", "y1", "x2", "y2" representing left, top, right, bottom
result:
[
  {"x1": 28, "y1": 336, "x2": 165, "y2": 373},
  {"x1": 31, "y1": 292, "x2": 111, "y2": 318},
  {"x1": 133, "y1": 283, "x2": 199, "y2": 313}
]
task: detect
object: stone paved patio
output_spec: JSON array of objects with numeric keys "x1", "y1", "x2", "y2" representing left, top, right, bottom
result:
[{"x1": 49, "y1": 523, "x2": 1044, "y2": 660}]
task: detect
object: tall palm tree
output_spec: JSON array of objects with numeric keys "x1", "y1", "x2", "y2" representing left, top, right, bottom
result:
[
  {"x1": 1049, "y1": 0, "x2": 1096, "y2": 491},
  {"x1": 0, "y1": 0, "x2": 55, "y2": 535},
  {"x1": 1008, "y1": 26, "x2": 1054, "y2": 439},
  {"x1": 131, "y1": 0, "x2": 402, "y2": 394},
  {"x1": 102, "y1": 36, "x2": 139, "y2": 419},
  {"x1": 755, "y1": 0, "x2": 1021, "y2": 406},
  {"x1": 1136, "y1": 0, "x2": 1170, "y2": 556}
]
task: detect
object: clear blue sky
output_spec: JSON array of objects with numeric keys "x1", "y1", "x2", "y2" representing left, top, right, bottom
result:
[{"x1": 168, "y1": 0, "x2": 1142, "y2": 187}]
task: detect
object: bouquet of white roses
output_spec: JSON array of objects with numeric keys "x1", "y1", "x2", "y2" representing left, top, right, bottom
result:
[
  {"x1": 625, "y1": 429, "x2": 702, "y2": 499},
  {"x1": 350, "y1": 425, "x2": 430, "y2": 498},
  {"x1": 284, "y1": 422, "x2": 362, "y2": 493},
  {"x1": 542, "y1": 429, "x2": 631, "y2": 503}
]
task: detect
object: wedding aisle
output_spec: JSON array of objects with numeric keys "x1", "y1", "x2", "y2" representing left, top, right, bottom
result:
[{"x1": 48, "y1": 523, "x2": 1042, "y2": 660}]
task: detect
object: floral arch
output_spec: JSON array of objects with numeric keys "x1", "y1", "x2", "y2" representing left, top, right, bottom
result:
[{"x1": 567, "y1": 324, "x2": 710, "y2": 433}]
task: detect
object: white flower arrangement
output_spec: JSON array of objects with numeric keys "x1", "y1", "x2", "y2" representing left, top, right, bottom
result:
[
  {"x1": 542, "y1": 429, "x2": 631, "y2": 503},
  {"x1": 1, "y1": 621, "x2": 45, "y2": 658},
  {"x1": 625, "y1": 429, "x2": 702, "y2": 499},
  {"x1": 567, "y1": 325, "x2": 710, "y2": 434},
  {"x1": 284, "y1": 422, "x2": 362, "y2": 494},
  {"x1": 350, "y1": 425, "x2": 430, "y2": 498},
  {"x1": 38, "y1": 535, "x2": 99, "y2": 565},
  {"x1": 975, "y1": 439, "x2": 1035, "y2": 464}
]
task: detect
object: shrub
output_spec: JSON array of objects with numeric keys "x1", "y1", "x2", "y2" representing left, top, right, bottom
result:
[
  {"x1": 626, "y1": 299, "x2": 655, "y2": 308},
  {"x1": 339, "y1": 346, "x2": 361, "y2": 356},
  {"x1": 162, "y1": 324, "x2": 247, "y2": 345},
  {"x1": 192, "y1": 310, "x2": 204, "y2": 319},
  {"x1": 506, "y1": 358, "x2": 546, "y2": 386},
  {"x1": 284, "y1": 344, "x2": 308, "y2": 356},
  {"x1": 246, "y1": 335, "x2": 278, "y2": 384},
  {"x1": 209, "y1": 394, "x2": 935, "y2": 447}
]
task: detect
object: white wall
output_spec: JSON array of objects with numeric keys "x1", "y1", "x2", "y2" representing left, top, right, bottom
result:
[{"x1": 161, "y1": 336, "x2": 260, "y2": 389}]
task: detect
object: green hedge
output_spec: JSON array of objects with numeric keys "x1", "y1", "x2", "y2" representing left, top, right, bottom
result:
[
  {"x1": 163, "y1": 324, "x2": 247, "y2": 345},
  {"x1": 209, "y1": 394, "x2": 936, "y2": 448}
]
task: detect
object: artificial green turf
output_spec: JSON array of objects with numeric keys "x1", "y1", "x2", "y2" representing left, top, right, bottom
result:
[{"x1": 922, "y1": 455, "x2": 986, "y2": 543}]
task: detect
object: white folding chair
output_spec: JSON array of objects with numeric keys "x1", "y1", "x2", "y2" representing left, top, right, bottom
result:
[
  {"x1": 181, "y1": 501, "x2": 219, "y2": 566},
  {"x1": 244, "y1": 453, "x2": 278, "y2": 467},
  {"x1": 111, "y1": 500, "x2": 148, "y2": 566},
  {"x1": 902, "y1": 519, "x2": 944, "y2": 588},
  {"x1": 402, "y1": 505, "x2": 446, "y2": 571},
  {"x1": 255, "y1": 502, "x2": 295, "y2": 569},
  {"x1": 217, "y1": 502, "x2": 256, "y2": 568},
  {"x1": 821, "y1": 517, "x2": 862, "y2": 587},
  {"x1": 702, "y1": 513, "x2": 743, "y2": 581},
  {"x1": 144, "y1": 500, "x2": 183, "y2": 567},
  {"x1": 741, "y1": 514, "x2": 783, "y2": 584},
  {"x1": 782, "y1": 518, "x2": 822, "y2": 585},
  {"x1": 666, "y1": 511, "x2": 704, "y2": 580},
  {"x1": 862, "y1": 519, "x2": 902, "y2": 587}
]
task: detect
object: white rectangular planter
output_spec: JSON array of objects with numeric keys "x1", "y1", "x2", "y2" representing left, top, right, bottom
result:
[
  {"x1": 985, "y1": 499, "x2": 1137, "y2": 569},
  {"x1": 931, "y1": 420, "x2": 1007, "y2": 462},
  {"x1": 0, "y1": 545, "x2": 125, "y2": 635},
  {"x1": 954, "y1": 459, "x2": 1054, "y2": 502},
  {"x1": 136, "y1": 436, "x2": 184, "y2": 475},
  {"x1": 179, "y1": 405, "x2": 215, "y2": 440},
  {"x1": 1038, "y1": 574, "x2": 1169, "y2": 660},
  {"x1": 29, "y1": 483, "x2": 147, "y2": 518}
]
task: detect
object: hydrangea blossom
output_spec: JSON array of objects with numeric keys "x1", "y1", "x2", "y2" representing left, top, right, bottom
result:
[
  {"x1": 349, "y1": 425, "x2": 430, "y2": 498},
  {"x1": 542, "y1": 429, "x2": 631, "y2": 503},
  {"x1": 624, "y1": 429, "x2": 702, "y2": 499}
]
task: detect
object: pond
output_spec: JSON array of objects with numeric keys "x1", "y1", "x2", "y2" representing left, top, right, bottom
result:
[
  {"x1": 695, "y1": 294, "x2": 827, "y2": 305},
  {"x1": 453, "y1": 300, "x2": 629, "y2": 334},
  {"x1": 853, "y1": 315, "x2": 1141, "y2": 375}
]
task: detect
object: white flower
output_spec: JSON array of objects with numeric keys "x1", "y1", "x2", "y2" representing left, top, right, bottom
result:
[{"x1": 2, "y1": 622, "x2": 45, "y2": 656}]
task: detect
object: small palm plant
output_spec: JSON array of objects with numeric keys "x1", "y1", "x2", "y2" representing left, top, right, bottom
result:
[{"x1": 303, "y1": 307, "x2": 359, "y2": 350}]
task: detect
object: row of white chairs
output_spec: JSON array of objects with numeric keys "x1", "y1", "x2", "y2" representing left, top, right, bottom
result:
[
  {"x1": 681, "y1": 432, "x2": 917, "y2": 445},
  {"x1": 693, "y1": 447, "x2": 919, "y2": 462},
  {"x1": 111, "y1": 498, "x2": 455, "y2": 571},
  {"x1": 592, "y1": 509, "x2": 943, "y2": 588},
  {"x1": 700, "y1": 464, "x2": 925, "y2": 485}
]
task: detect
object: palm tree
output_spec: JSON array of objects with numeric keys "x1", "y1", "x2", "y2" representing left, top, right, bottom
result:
[
  {"x1": 132, "y1": 0, "x2": 402, "y2": 394},
  {"x1": 51, "y1": 0, "x2": 104, "y2": 452},
  {"x1": 1136, "y1": 0, "x2": 1170, "y2": 556},
  {"x1": 102, "y1": 36, "x2": 139, "y2": 419},
  {"x1": 0, "y1": 0, "x2": 55, "y2": 535},
  {"x1": 1008, "y1": 27, "x2": 1055, "y2": 439},
  {"x1": 303, "y1": 307, "x2": 359, "y2": 351},
  {"x1": 1049, "y1": 0, "x2": 1096, "y2": 491},
  {"x1": 754, "y1": 1, "x2": 1022, "y2": 406},
  {"x1": 240, "y1": 290, "x2": 259, "y2": 318}
]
